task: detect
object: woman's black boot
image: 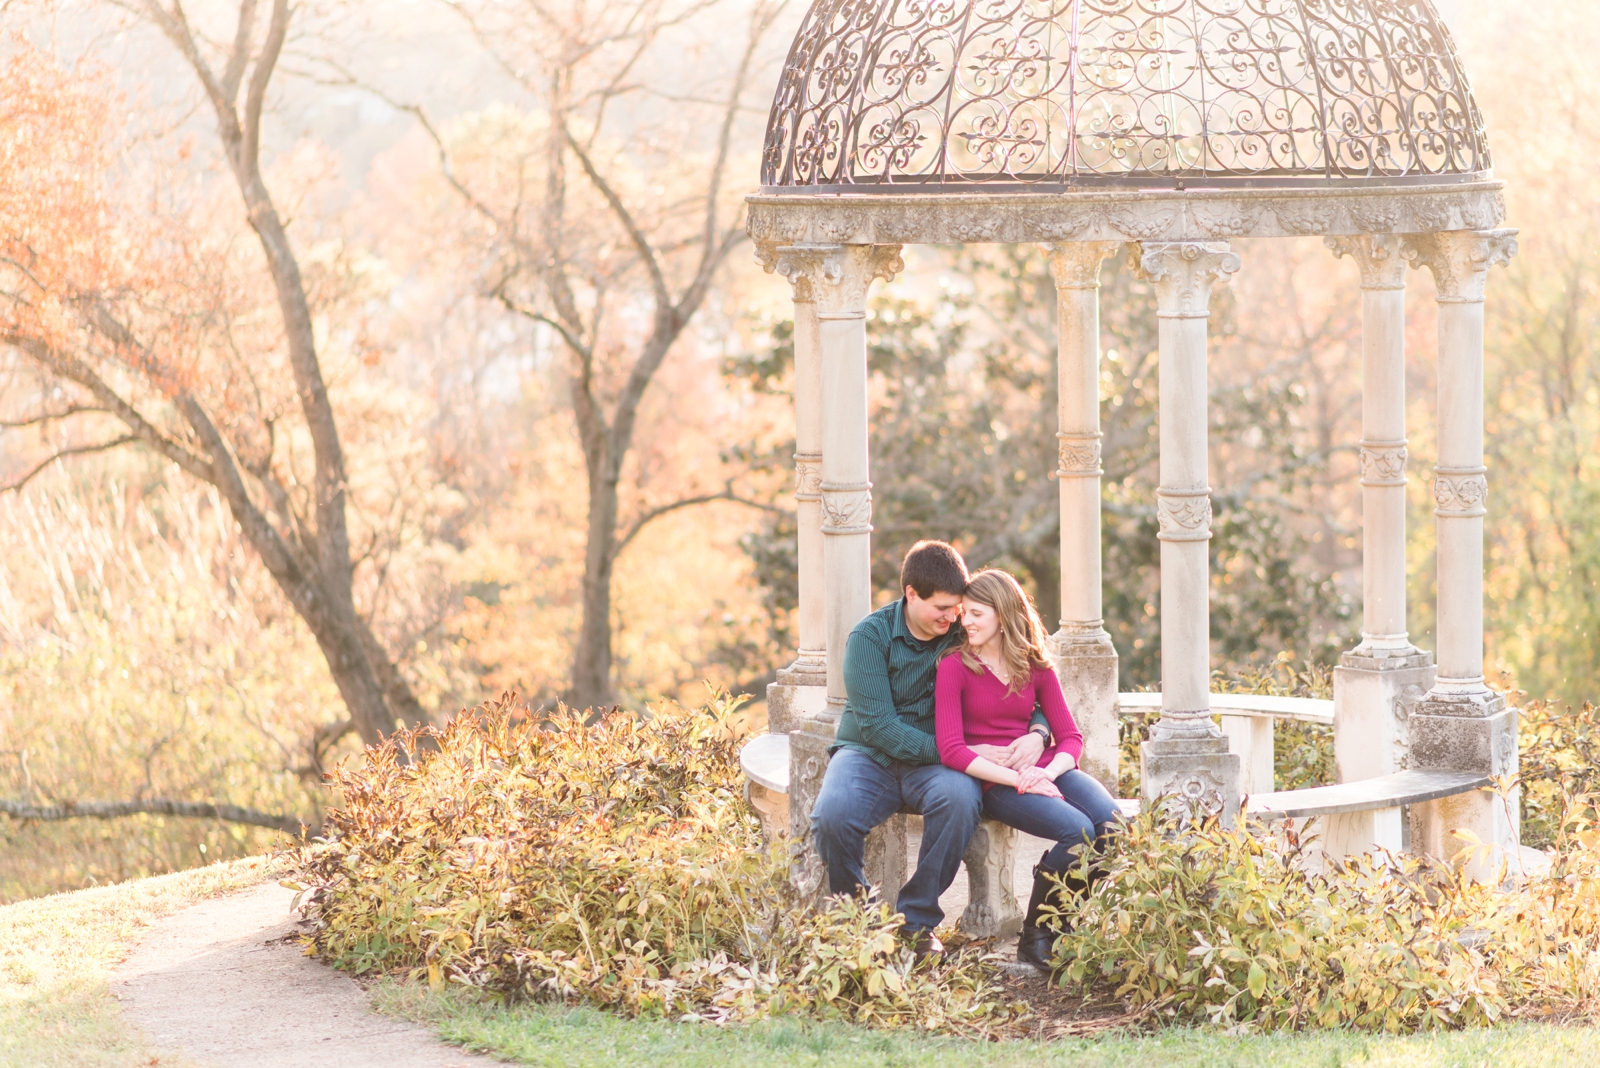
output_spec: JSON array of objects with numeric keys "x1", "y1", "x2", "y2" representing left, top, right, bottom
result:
[{"x1": 1016, "y1": 857, "x2": 1060, "y2": 970}]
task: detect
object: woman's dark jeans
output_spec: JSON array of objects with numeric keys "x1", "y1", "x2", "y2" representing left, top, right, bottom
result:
[{"x1": 981, "y1": 769, "x2": 1120, "y2": 872}]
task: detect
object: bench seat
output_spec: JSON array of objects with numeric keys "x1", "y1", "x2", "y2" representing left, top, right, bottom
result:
[{"x1": 1246, "y1": 768, "x2": 1490, "y2": 819}]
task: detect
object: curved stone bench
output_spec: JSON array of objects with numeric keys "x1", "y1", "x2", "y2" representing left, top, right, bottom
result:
[
  {"x1": 738, "y1": 693, "x2": 1521, "y2": 918},
  {"x1": 740, "y1": 731, "x2": 791, "y2": 839},
  {"x1": 1247, "y1": 767, "x2": 1487, "y2": 859},
  {"x1": 1116, "y1": 692, "x2": 1332, "y2": 797}
]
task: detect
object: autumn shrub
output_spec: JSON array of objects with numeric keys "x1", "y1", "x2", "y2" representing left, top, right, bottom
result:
[
  {"x1": 288, "y1": 691, "x2": 1025, "y2": 1036},
  {"x1": 1050, "y1": 797, "x2": 1600, "y2": 1031},
  {"x1": 1517, "y1": 698, "x2": 1600, "y2": 849}
]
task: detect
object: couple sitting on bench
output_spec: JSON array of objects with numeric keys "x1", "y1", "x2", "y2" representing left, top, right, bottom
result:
[{"x1": 810, "y1": 540, "x2": 1120, "y2": 968}]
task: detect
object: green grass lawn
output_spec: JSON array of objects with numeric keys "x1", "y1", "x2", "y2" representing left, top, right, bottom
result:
[
  {"x1": 0, "y1": 855, "x2": 282, "y2": 1068},
  {"x1": 374, "y1": 983, "x2": 1600, "y2": 1068}
]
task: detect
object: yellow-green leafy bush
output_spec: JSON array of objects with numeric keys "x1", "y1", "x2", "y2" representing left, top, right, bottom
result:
[
  {"x1": 1051, "y1": 798, "x2": 1600, "y2": 1031},
  {"x1": 289, "y1": 692, "x2": 1024, "y2": 1036},
  {"x1": 1518, "y1": 698, "x2": 1600, "y2": 849}
]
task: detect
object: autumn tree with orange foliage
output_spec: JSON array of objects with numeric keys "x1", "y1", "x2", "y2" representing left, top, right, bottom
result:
[{"x1": 0, "y1": 4, "x2": 421, "y2": 748}]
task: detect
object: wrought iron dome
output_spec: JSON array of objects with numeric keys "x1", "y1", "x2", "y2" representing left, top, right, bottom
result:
[{"x1": 761, "y1": 0, "x2": 1491, "y2": 193}]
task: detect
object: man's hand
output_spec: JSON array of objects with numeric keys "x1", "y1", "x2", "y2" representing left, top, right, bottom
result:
[
  {"x1": 997, "y1": 730, "x2": 1046, "y2": 772},
  {"x1": 969, "y1": 743, "x2": 1010, "y2": 763}
]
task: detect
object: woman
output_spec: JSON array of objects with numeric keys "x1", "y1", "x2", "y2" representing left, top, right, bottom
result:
[{"x1": 934, "y1": 569, "x2": 1120, "y2": 968}]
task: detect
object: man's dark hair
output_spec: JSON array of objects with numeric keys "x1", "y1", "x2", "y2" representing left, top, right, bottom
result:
[{"x1": 900, "y1": 540, "x2": 969, "y2": 599}]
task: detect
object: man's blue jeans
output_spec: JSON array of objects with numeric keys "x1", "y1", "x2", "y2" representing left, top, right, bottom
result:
[{"x1": 810, "y1": 748, "x2": 982, "y2": 933}]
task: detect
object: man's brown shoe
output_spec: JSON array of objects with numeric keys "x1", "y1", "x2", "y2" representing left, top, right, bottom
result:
[{"x1": 898, "y1": 928, "x2": 943, "y2": 962}]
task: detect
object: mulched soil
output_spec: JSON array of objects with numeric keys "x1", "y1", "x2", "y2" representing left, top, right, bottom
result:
[
  {"x1": 942, "y1": 931, "x2": 1153, "y2": 1039},
  {"x1": 997, "y1": 966, "x2": 1153, "y2": 1039}
]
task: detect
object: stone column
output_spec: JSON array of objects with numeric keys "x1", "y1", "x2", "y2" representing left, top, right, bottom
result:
[
  {"x1": 1044, "y1": 241, "x2": 1123, "y2": 793},
  {"x1": 774, "y1": 243, "x2": 903, "y2": 896},
  {"x1": 1131, "y1": 242, "x2": 1242, "y2": 826},
  {"x1": 1401, "y1": 229, "x2": 1520, "y2": 878},
  {"x1": 761, "y1": 251, "x2": 828, "y2": 736},
  {"x1": 1326, "y1": 235, "x2": 1436, "y2": 786}
]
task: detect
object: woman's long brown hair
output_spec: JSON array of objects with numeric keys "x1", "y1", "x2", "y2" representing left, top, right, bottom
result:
[{"x1": 953, "y1": 569, "x2": 1054, "y2": 696}]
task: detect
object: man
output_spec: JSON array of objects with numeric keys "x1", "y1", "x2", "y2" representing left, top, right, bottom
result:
[{"x1": 810, "y1": 540, "x2": 1051, "y2": 952}]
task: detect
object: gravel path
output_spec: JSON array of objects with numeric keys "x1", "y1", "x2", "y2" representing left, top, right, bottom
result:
[{"x1": 112, "y1": 882, "x2": 497, "y2": 1068}]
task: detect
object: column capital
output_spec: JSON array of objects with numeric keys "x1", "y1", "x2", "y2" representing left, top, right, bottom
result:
[
  {"x1": 1326, "y1": 233, "x2": 1407, "y2": 291},
  {"x1": 774, "y1": 244, "x2": 903, "y2": 317},
  {"x1": 1402, "y1": 229, "x2": 1519, "y2": 304},
  {"x1": 1043, "y1": 241, "x2": 1122, "y2": 290},
  {"x1": 1131, "y1": 241, "x2": 1240, "y2": 318}
]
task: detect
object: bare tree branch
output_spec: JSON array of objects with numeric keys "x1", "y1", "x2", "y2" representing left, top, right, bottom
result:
[
  {"x1": 0, "y1": 436, "x2": 137, "y2": 493},
  {"x1": 0, "y1": 796, "x2": 311, "y2": 836},
  {"x1": 618, "y1": 489, "x2": 786, "y2": 551},
  {"x1": 0, "y1": 404, "x2": 112, "y2": 428},
  {"x1": 561, "y1": 127, "x2": 671, "y2": 310},
  {"x1": 1, "y1": 332, "x2": 215, "y2": 481}
]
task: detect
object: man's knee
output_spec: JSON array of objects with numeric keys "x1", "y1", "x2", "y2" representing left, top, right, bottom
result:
[
  {"x1": 810, "y1": 781, "x2": 855, "y2": 843},
  {"x1": 810, "y1": 754, "x2": 881, "y2": 844},
  {"x1": 919, "y1": 768, "x2": 982, "y2": 827}
]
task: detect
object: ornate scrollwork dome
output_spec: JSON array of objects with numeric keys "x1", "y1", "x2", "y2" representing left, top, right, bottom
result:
[{"x1": 761, "y1": 0, "x2": 1490, "y2": 192}]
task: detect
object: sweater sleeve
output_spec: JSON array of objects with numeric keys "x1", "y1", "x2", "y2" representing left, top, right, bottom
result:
[
  {"x1": 1035, "y1": 667, "x2": 1085, "y2": 766},
  {"x1": 842, "y1": 625, "x2": 940, "y2": 765},
  {"x1": 934, "y1": 656, "x2": 979, "y2": 773}
]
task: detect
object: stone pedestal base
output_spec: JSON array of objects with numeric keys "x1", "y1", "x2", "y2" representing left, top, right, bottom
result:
[
  {"x1": 863, "y1": 813, "x2": 911, "y2": 904},
  {"x1": 1333, "y1": 648, "x2": 1434, "y2": 782},
  {"x1": 766, "y1": 676, "x2": 828, "y2": 736},
  {"x1": 1140, "y1": 735, "x2": 1241, "y2": 827},
  {"x1": 787, "y1": 721, "x2": 836, "y2": 901},
  {"x1": 958, "y1": 820, "x2": 1024, "y2": 939},
  {"x1": 861, "y1": 814, "x2": 1023, "y2": 937},
  {"x1": 1050, "y1": 635, "x2": 1119, "y2": 793},
  {"x1": 1409, "y1": 693, "x2": 1519, "y2": 880}
]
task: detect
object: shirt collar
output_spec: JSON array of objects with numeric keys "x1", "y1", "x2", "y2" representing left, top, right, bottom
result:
[
  {"x1": 892, "y1": 597, "x2": 963, "y2": 648},
  {"x1": 891, "y1": 597, "x2": 917, "y2": 643}
]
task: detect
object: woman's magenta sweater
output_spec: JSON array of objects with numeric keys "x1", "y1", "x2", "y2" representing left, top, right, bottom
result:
[{"x1": 933, "y1": 653, "x2": 1085, "y2": 783}]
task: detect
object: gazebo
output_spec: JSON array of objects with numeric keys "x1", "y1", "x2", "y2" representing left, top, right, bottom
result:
[{"x1": 744, "y1": 0, "x2": 1524, "y2": 915}]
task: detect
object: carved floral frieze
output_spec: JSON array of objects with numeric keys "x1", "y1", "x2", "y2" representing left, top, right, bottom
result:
[
  {"x1": 1434, "y1": 468, "x2": 1488, "y2": 517},
  {"x1": 745, "y1": 185, "x2": 1507, "y2": 248},
  {"x1": 1359, "y1": 441, "x2": 1408, "y2": 486},
  {"x1": 820, "y1": 485, "x2": 873, "y2": 534},
  {"x1": 793, "y1": 453, "x2": 823, "y2": 501},
  {"x1": 1156, "y1": 490, "x2": 1213, "y2": 542}
]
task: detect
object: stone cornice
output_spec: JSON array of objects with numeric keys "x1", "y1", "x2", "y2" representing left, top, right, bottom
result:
[{"x1": 746, "y1": 182, "x2": 1506, "y2": 247}]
